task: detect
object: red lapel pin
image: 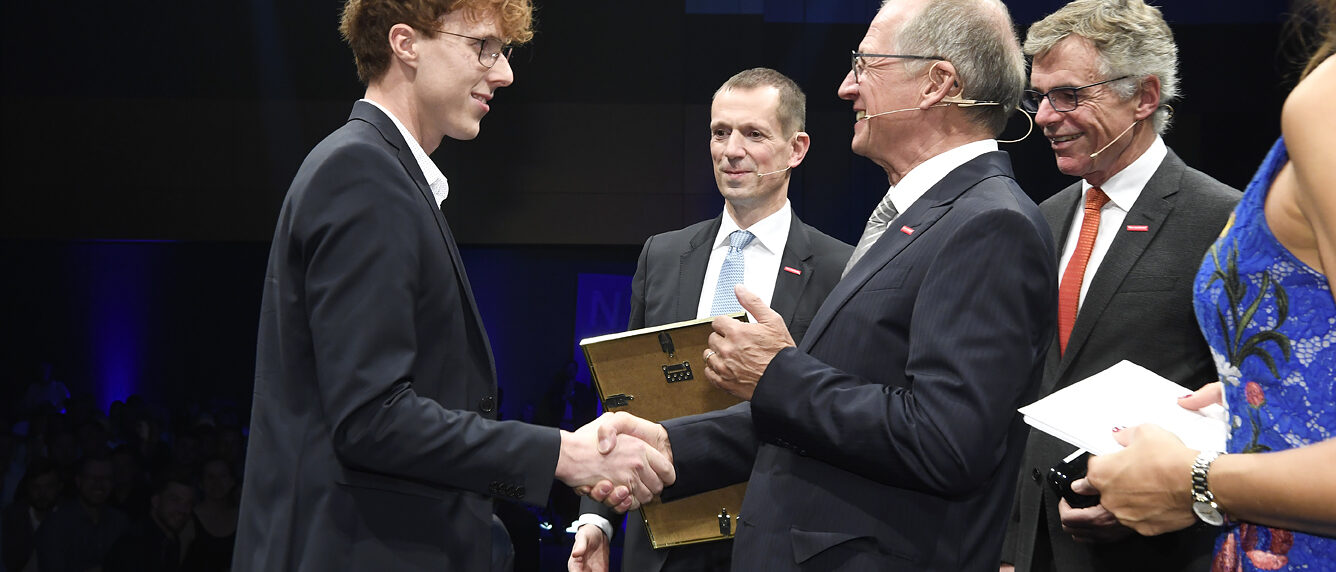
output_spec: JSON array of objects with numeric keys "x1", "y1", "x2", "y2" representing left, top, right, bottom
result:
[
  {"x1": 900, "y1": 226, "x2": 915, "y2": 235},
  {"x1": 783, "y1": 266, "x2": 802, "y2": 275},
  {"x1": 1126, "y1": 224, "x2": 1149, "y2": 232}
]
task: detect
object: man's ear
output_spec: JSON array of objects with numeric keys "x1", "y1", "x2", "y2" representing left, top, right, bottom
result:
[
  {"x1": 1134, "y1": 74, "x2": 1161, "y2": 122},
  {"x1": 387, "y1": 23, "x2": 421, "y2": 70},
  {"x1": 788, "y1": 131, "x2": 811, "y2": 167},
  {"x1": 920, "y1": 61, "x2": 958, "y2": 108}
]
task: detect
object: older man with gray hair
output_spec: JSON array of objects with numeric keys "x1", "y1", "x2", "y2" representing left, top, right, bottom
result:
[
  {"x1": 1001, "y1": 1, "x2": 1239, "y2": 571},
  {"x1": 584, "y1": 0, "x2": 1058, "y2": 569}
]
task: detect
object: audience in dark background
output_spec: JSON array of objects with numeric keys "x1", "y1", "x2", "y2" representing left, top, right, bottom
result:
[{"x1": 0, "y1": 360, "x2": 602, "y2": 571}]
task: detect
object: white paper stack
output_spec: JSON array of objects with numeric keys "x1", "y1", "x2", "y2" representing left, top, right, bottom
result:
[{"x1": 1018, "y1": 360, "x2": 1228, "y2": 455}]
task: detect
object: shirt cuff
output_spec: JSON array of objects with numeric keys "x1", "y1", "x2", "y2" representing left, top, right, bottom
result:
[{"x1": 567, "y1": 513, "x2": 613, "y2": 540}]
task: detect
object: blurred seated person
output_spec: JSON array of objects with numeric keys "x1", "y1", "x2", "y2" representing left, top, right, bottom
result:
[
  {"x1": 2, "y1": 458, "x2": 63, "y2": 572},
  {"x1": 181, "y1": 459, "x2": 237, "y2": 572},
  {"x1": 34, "y1": 455, "x2": 129, "y2": 572},
  {"x1": 108, "y1": 445, "x2": 150, "y2": 523},
  {"x1": 104, "y1": 469, "x2": 196, "y2": 572},
  {"x1": 23, "y1": 364, "x2": 69, "y2": 414}
]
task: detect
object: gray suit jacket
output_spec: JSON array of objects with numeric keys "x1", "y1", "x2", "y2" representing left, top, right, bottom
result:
[
  {"x1": 1003, "y1": 148, "x2": 1240, "y2": 572},
  {"x1": 662, "y1": 152, "x2": 1057, "y2": 571},
  {"x1": 581, "y1": 211, "x2": 851, "y2": 572},
  {"x1": 234, "y1": 102, "x2": 560, "y2": 571}
]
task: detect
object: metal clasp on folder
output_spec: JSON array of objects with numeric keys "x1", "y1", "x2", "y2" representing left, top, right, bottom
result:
[
  {"x1": 662, "y1": 362, "x2": 693, "y2": 383},
  {"x1": 659, "y1": 332, "x2": 693, "y2": 382},
  {"x1": 605, "y1": 394, "x2": 634, "y2": 408}
]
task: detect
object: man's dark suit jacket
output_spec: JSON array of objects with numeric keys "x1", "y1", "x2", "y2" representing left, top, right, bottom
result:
[
  {"x1": 234, "y1": 102, "x2": 560, "y2": 571},
  {"x1": 580, "y1": 211, "x2": 852, "y2": 571},
  {"x1": 658, "y1": 151, "x2": 1057, "y2": 571},
  {"x1": 1004, "y1": 149, "x2": 1240, "y2": 572}
]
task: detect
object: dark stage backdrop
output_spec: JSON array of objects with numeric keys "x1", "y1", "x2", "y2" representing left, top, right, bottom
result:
[{"x1": 0, "y1": 0, "x2": 1304, "y2": 420}]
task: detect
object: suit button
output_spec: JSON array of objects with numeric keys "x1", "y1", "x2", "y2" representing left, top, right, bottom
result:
[
  {"x1": 478, "y1": 395, "x2": 496, "y2": 413},
  {"x1": 1031, "y1": 468, "x2": 1042, "y2": 483}
]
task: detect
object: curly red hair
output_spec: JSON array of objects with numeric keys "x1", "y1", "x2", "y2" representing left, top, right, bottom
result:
[{"x1": 340, "y1": 0, "x2": 534, "y2": 84}]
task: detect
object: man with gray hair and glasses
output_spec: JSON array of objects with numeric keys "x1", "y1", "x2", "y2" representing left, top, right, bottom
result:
[
  {"x1": 1002, "y1": 1, "x2": 1239, "y2": 571},
  {"x1": 581, "y1": 0, "x2": 1057, "y2": 569}
]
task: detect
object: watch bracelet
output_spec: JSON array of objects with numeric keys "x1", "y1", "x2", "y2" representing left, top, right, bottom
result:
[{"x1": 1191, "y1": 451, "x2": 1224, "y2": 510}]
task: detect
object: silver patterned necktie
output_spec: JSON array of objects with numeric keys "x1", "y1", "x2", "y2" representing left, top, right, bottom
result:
[
  {"x1": 710, "y1": 230, "x2": 756, "y2": 315},
  {"x1": 842, "y1": 192, "x2": 899, "y2": 277}
]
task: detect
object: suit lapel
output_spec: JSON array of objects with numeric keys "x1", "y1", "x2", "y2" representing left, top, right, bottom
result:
[
  {"x1": 1038, "y1": 182, "x2": 1081, "y2": 394},
  {"x1": 351, "y1": 102, "x2": 498, "y2": 382},
  {"x1": 770, "y1": 212, "x2": 813, "y2": 323},
  {"x1": 1043, "y1": 182, "x2": 1081, "y2": 263},
  {"x1": 1055, "y1": 151, "x2": 1184, "y2": 379},
  {"x1": 801, "y1": 152, "x2": 1013, "y2": 349},
  {"x1": 677, "y1": 216, "x2": 722, "y2": 321}
]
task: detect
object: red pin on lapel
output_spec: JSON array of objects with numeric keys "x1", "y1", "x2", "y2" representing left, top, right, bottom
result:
[
  {"x1": 1126, "y1": 224, "x2": 1149, "y2": 232},
  {"x1": 783, "y1": 266, "x2": 802, "y2": 275},
  {"x1": 900, "y1": 226, "x2": 915, "y2": 235}
]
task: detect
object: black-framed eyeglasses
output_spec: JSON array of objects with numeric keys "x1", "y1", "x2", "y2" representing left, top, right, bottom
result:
[
  {"x1": 851, "y1": 51, "x2": 946, "y2": 83},
  {"x1": 435, "y1": 30, "x2": 514, "y2": 68},
  {"x1": 1021, "y1": 76, "x2": 1131, "y2": 113}
]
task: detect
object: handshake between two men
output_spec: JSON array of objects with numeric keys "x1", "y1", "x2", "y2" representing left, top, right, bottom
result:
[
  {"x1": 555, "y1": 285, "x2": 795, "y2": 512},
  {"x1": 555, "y1": 411, "x2": 677, "y2": 512}
]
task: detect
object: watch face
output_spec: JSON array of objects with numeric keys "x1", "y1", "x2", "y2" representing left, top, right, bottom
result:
[{"x1": 1193, "y1": 501, "x2": 1225, "y2": 526}]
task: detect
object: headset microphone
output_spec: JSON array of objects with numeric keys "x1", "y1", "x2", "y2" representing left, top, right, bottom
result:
[
  {"x1": 756, "y1": 166, "x2": 791, "y2": 178},
  {"x1": 857, "y1": 96, "x2": 1002, "y2": 122},
  {"x1": 855, "y1": 96, "x2": 1033, "y2": 144},
  {"x1": 1088, "y1": 119, "x2": 1140, "y2": 158},
  {"x1": 857, "y1": 107, "x2": 923, "y2": 121}
]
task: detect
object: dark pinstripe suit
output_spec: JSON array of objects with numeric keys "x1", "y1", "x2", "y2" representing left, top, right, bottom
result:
[{"x1": 660, "y1": 151, "x2": 1057, "y2": 571}]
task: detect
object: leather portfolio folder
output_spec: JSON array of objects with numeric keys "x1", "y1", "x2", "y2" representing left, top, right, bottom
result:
[{"x1": 580, "y1": 314, "x2": 747, "y2": 549}]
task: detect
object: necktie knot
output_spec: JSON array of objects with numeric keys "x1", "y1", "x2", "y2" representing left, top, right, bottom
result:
[
  {"x1": 728, "y1": 230, "x2": 755, "y2": 251},
  {"x1": 870, "y1": 194, "x2": 899, "y2": 225},
  {"x1": 711, "y1": 230, "x2": 755, "y2": 315},
  {"x1": 842, "y1": 191, "x2": 900, "y2": 277},
  {"x1": 1085, "y1": 187, "x2": 1110, "y2": 212}
]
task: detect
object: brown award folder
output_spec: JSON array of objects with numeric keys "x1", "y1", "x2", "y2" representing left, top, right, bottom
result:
[{"x1": 580, "y1": 314, "x2": 748, "y2": 549}]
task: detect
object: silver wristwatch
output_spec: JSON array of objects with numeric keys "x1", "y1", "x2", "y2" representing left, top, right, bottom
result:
[{"x1": 1191, "y1": 451, "x2": 1226, "y2": 526}]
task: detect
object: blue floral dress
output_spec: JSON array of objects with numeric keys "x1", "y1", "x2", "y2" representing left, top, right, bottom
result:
[{"x1": 1194, "y1": 137, "x2": 1336, "y2": 571}]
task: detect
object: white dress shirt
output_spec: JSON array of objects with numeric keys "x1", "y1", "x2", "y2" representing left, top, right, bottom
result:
[
  {"x1": 572, "y1": 200, "x2": 795, "y2": 539},
  {"x1": 361, "y1": 99, "x2": 451, "y2": 206},
  {"x1": 881, "y1": 139, "x2": 1000, "y2": 216},
  {"x1": 1057, "y1": 136, "x2": 1167, "y2": 306},
  {"x1": 696, "y1": 200, "x2": 793, "y2": 320}
]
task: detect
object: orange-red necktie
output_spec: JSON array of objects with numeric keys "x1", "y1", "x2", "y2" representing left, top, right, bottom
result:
[{"x1": 1058, "y1": 187, "x2": 1110, "y2": 355}]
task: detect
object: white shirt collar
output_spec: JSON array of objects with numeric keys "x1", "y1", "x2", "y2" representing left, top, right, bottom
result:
[
  {"x1": 361, "y1": 98, "x2": 451, "y2": 206},
  {"x1": 715, "y1": 200, "x2": 793, "y2": 256},
  {"x1": 1080, "y1": 135, "x2": 1166, "y2": 212},
  {"x1": 886, "y1": 139, "x2": 998, "y2": 215}
]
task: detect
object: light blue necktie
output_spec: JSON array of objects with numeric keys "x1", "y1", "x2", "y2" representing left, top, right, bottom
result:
[{"x1": 710, "y1": 230, "x2": 756, "y2": 315}]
